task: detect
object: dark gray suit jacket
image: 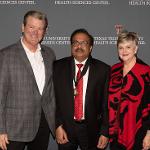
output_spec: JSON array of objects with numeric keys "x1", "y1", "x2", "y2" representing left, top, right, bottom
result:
[{"x1": 0, "y1": 41, "x2": 55, "y2": 142}]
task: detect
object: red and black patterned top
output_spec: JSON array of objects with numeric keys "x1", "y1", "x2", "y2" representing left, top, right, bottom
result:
[{"x1": 109, "y1": 58, "x2": 150, "y2": 150}]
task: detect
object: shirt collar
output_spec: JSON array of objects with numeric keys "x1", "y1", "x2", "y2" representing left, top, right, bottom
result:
[
  {"x1": 21, "y1": 37, "x2": 41, "y2": 54},
  {"x1": 74, "y1": 58, "x2": 88, "y2": 65}
]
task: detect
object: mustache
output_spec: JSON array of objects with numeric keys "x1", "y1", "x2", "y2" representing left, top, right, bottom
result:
[{"x1": 75, "y1": 48, "x2": 84, "y2": 52}]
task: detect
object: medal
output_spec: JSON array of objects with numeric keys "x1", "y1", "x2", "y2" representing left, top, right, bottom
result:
[{"x1": 74, "y1": 88, "x2": 78, "y2": 96}]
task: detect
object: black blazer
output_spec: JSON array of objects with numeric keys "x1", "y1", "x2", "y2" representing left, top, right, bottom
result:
[{"x1": 53, "y1": 56, "x2": 110, "y2": 146}]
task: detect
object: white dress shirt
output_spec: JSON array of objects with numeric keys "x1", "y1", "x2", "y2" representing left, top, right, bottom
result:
[{"x1": 21, "y1": 39, "x2": 45, "y2": 95}]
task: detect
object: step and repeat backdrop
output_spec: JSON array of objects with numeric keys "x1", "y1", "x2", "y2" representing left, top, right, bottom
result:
[{"x1": 0, "y1": 0, "x2": 149, "y2": 149}]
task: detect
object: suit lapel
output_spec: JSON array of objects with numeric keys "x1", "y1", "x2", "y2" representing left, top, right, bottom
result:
[
  {"x1": 17, "y1": 41, "x2": 38, "y2": 89},
  {"x1": 41, "y1": 48, "x2": 51, "y2": 95},
  {"x1": 69, "y1": 57, "x2": 74, "y2": 98},
  {"x1": 85, "y1": 58, "x2": 95, "y2": 106},
  {"x1": 65, "y1": 57, "x2": 74, "y2": 98},
  {"x1": 66, "y1": 57, "x2": 75, "y2": 117}
]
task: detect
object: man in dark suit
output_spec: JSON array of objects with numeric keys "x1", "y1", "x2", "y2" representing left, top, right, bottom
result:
[
  {"x1": 53, "y1": 29, "x2": 110, "y2": 150},
  {"x1": 0, "y1": 10, "x2": 55, "y2": 150}
]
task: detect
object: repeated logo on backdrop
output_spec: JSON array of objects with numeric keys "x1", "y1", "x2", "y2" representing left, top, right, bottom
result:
[
  {"x1": 0, "y1": 0, "x2": 36, "y2": 5},
  {"x1": 42, "y1": 25, "x2": 146, "y2": 46},
  {"x1": 129, "y1": 0, "x2": 150, "y2": 6},
  {"x1": 54, "y1": 0, "x2": 111, "y2": 5}
]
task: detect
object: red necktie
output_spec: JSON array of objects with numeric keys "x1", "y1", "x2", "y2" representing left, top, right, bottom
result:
[{"x1": 74, "y1": 64, "x2": 83, "y2": 121}]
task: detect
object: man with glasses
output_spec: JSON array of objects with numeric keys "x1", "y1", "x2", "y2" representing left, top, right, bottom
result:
[{"x1": 53, "y1": 28, "x2": 110, "y2": 150}]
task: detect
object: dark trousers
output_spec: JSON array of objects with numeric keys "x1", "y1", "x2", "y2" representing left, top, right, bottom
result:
[
  {"x1": 4, "y1": 110, "x2": 50, "y2": 150},
  {"x1": 58, "y1": 121, "x2": 98, "y2": 150},
  {"x1": 110, "y1": 141, "x2": 126, "y2": 150}
]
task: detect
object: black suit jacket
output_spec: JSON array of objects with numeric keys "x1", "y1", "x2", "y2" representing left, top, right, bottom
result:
[{"x1": 53, "y1": 56, "x2": 110, "y2": 147}]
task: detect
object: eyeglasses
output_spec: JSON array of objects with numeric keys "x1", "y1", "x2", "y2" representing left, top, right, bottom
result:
[{"x1": 72, "y1": 41, "x2": 89, "y2": 47}]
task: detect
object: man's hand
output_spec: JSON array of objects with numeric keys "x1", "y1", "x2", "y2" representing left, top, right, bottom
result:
[
  {"x1": 56, "y1": 126, "x2": 69, "y2": 144},
  {"x1": 0, "y1": 134, "x2": 9, "y2": 150},
  {"x1": 97, "y1": 135, "x2": 108, "y2": 149}
]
